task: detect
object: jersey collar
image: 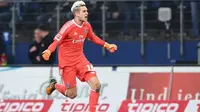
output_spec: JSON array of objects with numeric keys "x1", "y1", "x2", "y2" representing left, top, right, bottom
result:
[{"x1": 72, "y1": 19, "x2": 84, "y2": 28}]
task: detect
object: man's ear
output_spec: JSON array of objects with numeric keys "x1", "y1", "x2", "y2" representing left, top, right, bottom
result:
[
  {"x1": 74, "y1": 10, "x2": 80, "y2": 17},
  {"x1": 74, "y1": 12, "x2": 77, "y2": 17}
]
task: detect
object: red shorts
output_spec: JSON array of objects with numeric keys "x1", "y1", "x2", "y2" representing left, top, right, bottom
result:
[{"x1": 59, "y1": 59, "x2": 96, "y2": 89}]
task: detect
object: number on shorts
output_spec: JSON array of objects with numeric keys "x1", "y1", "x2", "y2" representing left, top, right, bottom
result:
[{"x1": 87, "y1": 64, "x2": 94, "y2": 71}]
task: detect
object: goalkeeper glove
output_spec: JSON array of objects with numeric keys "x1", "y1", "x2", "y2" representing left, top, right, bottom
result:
[
  {"x1": 103, "y1": 42, "x2": 117, "y2": 53},
  {"x1": 42, "y1": 49, "x2": 51, "y2": 60}
]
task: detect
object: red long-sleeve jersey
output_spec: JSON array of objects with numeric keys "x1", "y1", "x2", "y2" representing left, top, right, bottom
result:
[{"x1": 48, "y1": 19, "x2": 105, "y2": 68}]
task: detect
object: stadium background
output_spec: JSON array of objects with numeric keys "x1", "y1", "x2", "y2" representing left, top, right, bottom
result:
[{"x1": 0, "y1": 0, "x2": 200, "y2": 112}]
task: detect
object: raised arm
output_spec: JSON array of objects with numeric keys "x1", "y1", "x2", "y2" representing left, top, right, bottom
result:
[
  {"x1": 87, "y1": 23, "x2": 118, "y2": 53},
  {"x1": 87, "y1": 23, "x2": 105, "y2": 46}
]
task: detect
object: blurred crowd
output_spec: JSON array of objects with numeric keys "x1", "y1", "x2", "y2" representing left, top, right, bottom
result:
[
  {"x1": 0, "y1": 1, "x2": 200, "y2": 65},
  {"x1": 28, "y1": 25, "x2": 56, "y2": 65},
  {"x1": 0, "y1": 1, "x2": 199, "y2": 39}
]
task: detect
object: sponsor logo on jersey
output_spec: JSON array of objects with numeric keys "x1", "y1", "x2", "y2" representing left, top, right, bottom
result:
[{"x1": 72, "y1": 35, "x2": 85, "y2": 43}]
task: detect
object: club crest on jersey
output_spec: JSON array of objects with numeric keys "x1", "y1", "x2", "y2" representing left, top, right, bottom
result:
[{"x1": 84, "y1": 29, "x2": 88, "y2": 34}]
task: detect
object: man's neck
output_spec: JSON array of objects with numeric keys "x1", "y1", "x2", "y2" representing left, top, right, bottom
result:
[{"x1": 74, "y1": 18, "x2": 84, "y2": 26}]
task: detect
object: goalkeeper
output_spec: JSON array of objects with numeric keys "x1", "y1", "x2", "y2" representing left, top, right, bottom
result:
[{"x1": 42, "y1": 1, "x2": 117, "y2": 112}]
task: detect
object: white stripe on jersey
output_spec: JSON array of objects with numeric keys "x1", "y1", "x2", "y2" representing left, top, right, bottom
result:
[
  {"x1": 54, "y1": 21, "x2": 73, "y2": 41},
  {"x1": 60, "y1": 21, "x2": 73, "y2": 34}
]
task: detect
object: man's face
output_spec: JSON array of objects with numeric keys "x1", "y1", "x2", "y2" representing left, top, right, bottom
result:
[
  {"x1": 76, "y1": 6, "x2": 88, "y2": 22},
  {"x1": 34, "y1": 29, "x2": 41, "y2": 42}
]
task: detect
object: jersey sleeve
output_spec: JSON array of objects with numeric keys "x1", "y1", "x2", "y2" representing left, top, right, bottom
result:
[
  {"x1": 48, "y1": 22, "x2": 71, "y2": 52},
  {"x1": 87, "y1": 23, "x2": 105, "y2": 46}
]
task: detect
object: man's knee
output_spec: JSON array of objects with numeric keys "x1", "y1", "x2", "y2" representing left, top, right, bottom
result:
[
  {"x1": 87, "y1": 76, "x2": 101, "y2": 92},
  {"x1": 92, "y1": 82, "x2": 101, "y2": 92},
  {"x1": 65, "y1": 88, "x2": 77, "y2": 99},
  {"x1": 68, "y1": 93, "x2": 77, "y2": 99}
]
